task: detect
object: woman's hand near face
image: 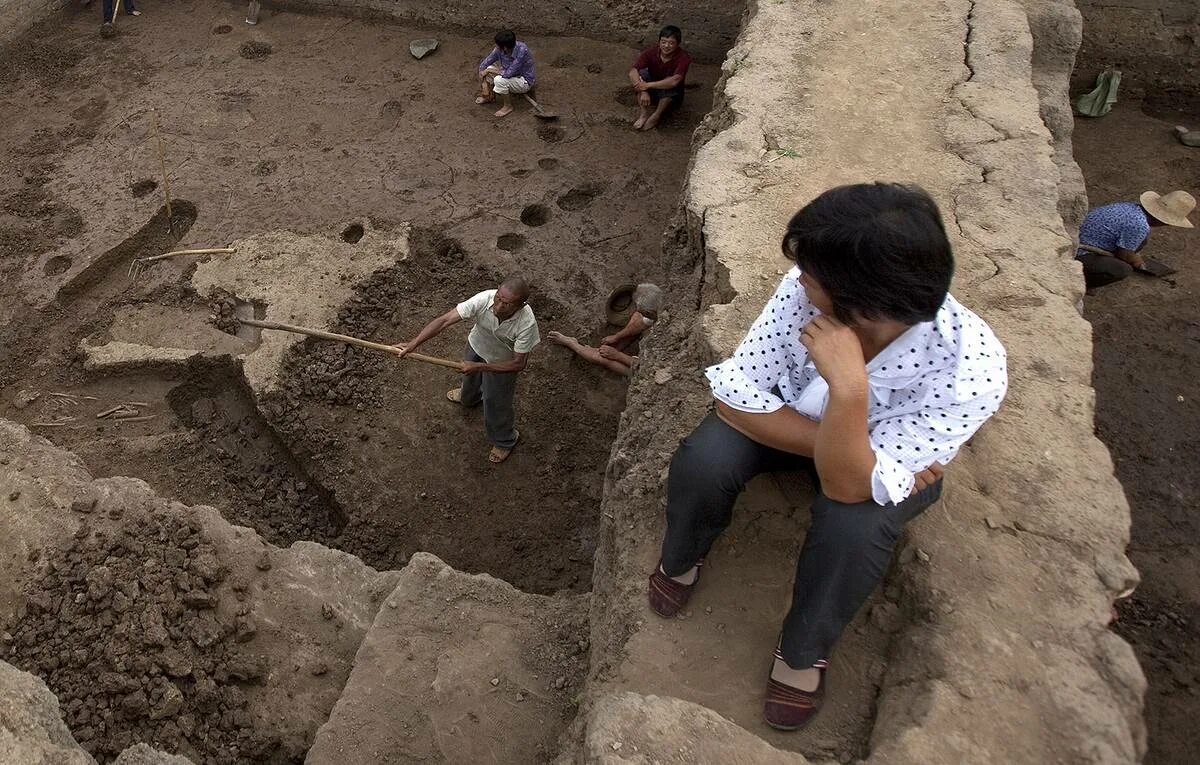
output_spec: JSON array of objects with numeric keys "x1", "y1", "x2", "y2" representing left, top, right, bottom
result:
[{"x1": 800, "y1": 316, "x2": 869, "y2": 395}]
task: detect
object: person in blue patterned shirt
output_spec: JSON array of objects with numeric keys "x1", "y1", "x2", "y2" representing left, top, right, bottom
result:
[{"x1": 1076, "y1": 190, "x2": 1195, "y2": 288}]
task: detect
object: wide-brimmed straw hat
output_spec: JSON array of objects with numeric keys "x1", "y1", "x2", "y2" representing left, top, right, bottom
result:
[{"x1": 1140, "y1": 190, "x2": 1196, "y2": 229}]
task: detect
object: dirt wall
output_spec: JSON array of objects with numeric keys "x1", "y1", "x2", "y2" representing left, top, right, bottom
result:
[
  {"x1": 269, "y1": 0, "x2": 743, "y2": 62},
  {"x1": 1074, "y1": 0, "x2": 1200, "y2": 98},
  {"x1": 583, "y1": 0, "x2": 1145, "y2": 760}
]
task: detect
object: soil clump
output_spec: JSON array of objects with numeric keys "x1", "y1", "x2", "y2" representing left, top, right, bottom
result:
[{"x1": 6, "y1": 506, "x2": 280, "y2": 764}]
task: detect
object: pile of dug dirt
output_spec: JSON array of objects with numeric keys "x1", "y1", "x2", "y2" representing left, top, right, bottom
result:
[{"x1": 5, "y1": 504, "x2": 280, "y2": 763}]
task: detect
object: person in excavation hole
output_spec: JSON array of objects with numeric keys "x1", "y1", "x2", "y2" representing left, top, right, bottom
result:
[
  {"x1": 628, "y1": 25, "x2": 691, "y2": 131},
  {"x1": 1075, "y1": 189, "x2": 1195, "y2": 289},
  {"x1": 547, "y1": 283, "x2": 663, "y2": 376},
  {"x1": 647, "y1": 183, "x2": 1007, "y2": 730},
  {"x1": 394, "y1": 277, "x2": 540, "y2": 463},
  {"x1": 476, "y1": 30, "x2": 536, "y2": 118}
]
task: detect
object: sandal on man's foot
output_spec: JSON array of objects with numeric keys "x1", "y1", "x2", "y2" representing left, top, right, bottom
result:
[
  {"x1": 763, "y1": 654, "x2": 827, "y2": 731},
  {"x1": 647, "y1": 559, "x2": 702, "y2": 618},
  {"x1": 446, "y1": 388, "x2": 462, "y2": 403},
  {"x1": 488, "y1": 429, "x2": 519, "y2": 463}
]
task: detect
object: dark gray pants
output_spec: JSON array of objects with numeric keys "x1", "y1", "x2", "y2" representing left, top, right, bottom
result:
[
  {"x1": 660, "y1": 413, "x2": 941, "y2": 668},
  {"x1": 459, "y1": 345, "x2": 518, "y2": 449},
  {"x1": 1076, "y1": 252, "x2": 1132, "y2": 289}
]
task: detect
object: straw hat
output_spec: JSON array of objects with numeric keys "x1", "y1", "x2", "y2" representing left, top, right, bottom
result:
[
  {"x1": 605, "y1": 283, "x2": 637, "y2": 326},
  {"x1": 1140, "y1": 190, "x2": 1196, "y2": 229}
]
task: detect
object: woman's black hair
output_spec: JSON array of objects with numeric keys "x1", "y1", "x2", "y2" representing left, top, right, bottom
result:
[
  {"x1": 782, "y1": 182, "x2": 954, "y2": 324},
  {"x1": 495, "y1": 30, "x2": 517, "y2": 49}
]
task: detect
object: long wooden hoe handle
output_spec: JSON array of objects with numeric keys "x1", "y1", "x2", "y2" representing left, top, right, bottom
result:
[{"x1": 238, "y1": 318, "x2": 464, "y2": 371}]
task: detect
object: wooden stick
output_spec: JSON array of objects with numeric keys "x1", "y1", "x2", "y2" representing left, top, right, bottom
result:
[
  {"x1": 151, "y1": 110, "x2": 174, "y2": 230},
  {"x1": 138, "y1": 248, "x2": 236, "y2": 265},
  {"x1": 238, "y1": 318, "x2": 465, "y2": 371}
]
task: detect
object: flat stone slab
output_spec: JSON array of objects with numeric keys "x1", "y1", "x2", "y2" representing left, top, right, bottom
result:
[
  {"x1": 306, "y1": 552, "x2": 587, "y2": 765},
  {"x1": 409, "y1": 39, "x2": 438, "y2": 59},
  {"x1": 79, "y1": 339, "x2": 201, "y2": 373}
]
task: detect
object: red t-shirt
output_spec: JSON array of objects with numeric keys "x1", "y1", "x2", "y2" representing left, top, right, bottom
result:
[{"x1": 633, "y1": 46, "x2": 691, "y2": 85}]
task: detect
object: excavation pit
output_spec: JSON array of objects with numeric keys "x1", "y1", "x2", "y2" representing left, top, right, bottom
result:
[
  {"x1": 0, "y1": 19, "x2": 713, "y2": 756},
  {"x1": 0, "y1": 0, "x2": 1148, "y2": 761}
]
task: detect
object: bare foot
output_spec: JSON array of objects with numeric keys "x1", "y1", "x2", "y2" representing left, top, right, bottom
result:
[
  {"x1": 494, "y1": 105, "x2": 514, "y2": 118},
  {"x1": 641, "y1": 113, "x2": 662, "y2": 131},
  {"x1": 632, "y1": 116, "x2": 646, "y2": 129},
  {"x1": 547, "y1": 330, "x2": 578, "y2": 347},
  {"x1": 475, "y1": 95, "x2": 493, "y2": 105}
]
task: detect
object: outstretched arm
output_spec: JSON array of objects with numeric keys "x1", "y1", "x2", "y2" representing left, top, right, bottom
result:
[
  {"x1": 463, "y1": 352, "x2": 529, "y2": 375},
  {"x1": 1114, "y1": 247, "x2": 1145, "y2": 269},
  {"x1": 602, "y1": 311, "x2": 650, "y2": 347},
  {"x1": 395, "y1": 308, "x2": 461, "y2": 357}
]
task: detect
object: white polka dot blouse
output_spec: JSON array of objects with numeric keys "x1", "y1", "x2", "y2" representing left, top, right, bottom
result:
[{"x1": 705, "y1": 267, "x2": 1008, "y2": 505}]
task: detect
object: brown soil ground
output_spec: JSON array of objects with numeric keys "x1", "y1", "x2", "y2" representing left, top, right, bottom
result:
[
  {"x1": 0, "y1": 0, "x2": 716, "y2": 616},
  {"x1": 1074, "y1": 98, "x2": 1200, "y2": 765}
]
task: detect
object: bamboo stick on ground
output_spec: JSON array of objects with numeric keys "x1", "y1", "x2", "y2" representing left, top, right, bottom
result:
[
  {"x1": 151, "y1": 110, "x2": 174, "y2": 229},
  {"x1": 238, "y1": 318, "x2": 465, "y2": 371}
]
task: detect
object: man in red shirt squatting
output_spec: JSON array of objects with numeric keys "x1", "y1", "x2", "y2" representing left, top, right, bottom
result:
[{"x1": 628, "y1": 25, "x2": 692, "y2": 131}]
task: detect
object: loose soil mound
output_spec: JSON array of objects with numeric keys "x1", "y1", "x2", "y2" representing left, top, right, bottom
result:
[{"x1": 7, "y1": 506, "x2": 280, "y2": 764}]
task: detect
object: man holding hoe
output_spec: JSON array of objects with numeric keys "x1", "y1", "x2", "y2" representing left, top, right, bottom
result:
[{"x1": 395, "y1": 277, "x2": 539, "y2": 463}]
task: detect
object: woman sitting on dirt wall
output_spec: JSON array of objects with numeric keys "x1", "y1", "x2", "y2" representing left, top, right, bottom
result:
[{"x1": 646, "y1": 182, "x2": 1009, "y2": 730}]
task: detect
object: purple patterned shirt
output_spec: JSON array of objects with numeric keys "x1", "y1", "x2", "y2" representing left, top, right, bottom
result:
[{"x1": 479, "y1": 41, "x2": 535, "y2": 85}]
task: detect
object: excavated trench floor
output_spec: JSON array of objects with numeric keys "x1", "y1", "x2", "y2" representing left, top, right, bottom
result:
[
  {"x1": 1074, "y1": 97, "x2": 1200, "y2": 765},
  {"x1": 0, "y1": 4, "x2": 718, "y2": 762}
]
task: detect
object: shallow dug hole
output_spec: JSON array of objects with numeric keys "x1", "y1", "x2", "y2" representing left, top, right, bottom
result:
[
  {"x1": 520, "y1": 203, "x2": 551, "y2": 226},
  {"x1": 496, "y1": 232, "x2": 526, "y2": 251},
  {"x1": 43, "y1": 255, "x2": 72, "y2": 275},
  {"x1": 341, "y1": 222, "x2": 365, "y2": 243}
]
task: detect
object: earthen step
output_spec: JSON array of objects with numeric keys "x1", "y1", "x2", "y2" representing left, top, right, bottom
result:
[{"x1": 306, "y1": 553, "x2": 588, "y2": 765}]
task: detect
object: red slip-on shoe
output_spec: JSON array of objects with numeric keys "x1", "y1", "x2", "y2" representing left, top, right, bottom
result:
[
  {"x1": 763, "y1": 654, "x2": 828, "y2": 731},
  {"x1": 647, "y1": 559, "x2": 703, "y2": 618}
]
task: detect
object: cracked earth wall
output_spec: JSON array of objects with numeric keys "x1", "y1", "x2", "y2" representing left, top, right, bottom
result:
[
  {"x1": 1074, "y1": 0, "x2": 1200, "y2": 95},
  {"x1": 583, "y1": 0, "x2": 1145, "y2": 761}
]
